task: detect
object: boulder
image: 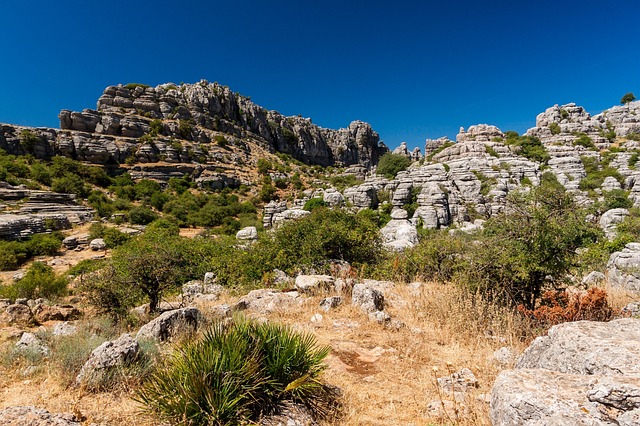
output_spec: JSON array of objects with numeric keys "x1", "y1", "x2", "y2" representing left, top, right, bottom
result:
[
  {"x1": 14, "y1": 332, "x2": 50, "y2": 357},
  {"x1": 89, "y1": 238, "x2": 106, "y2": 251},
  {"x1": 0, "y1": 303, "x2": 34, "y2": 326},
  {"x1": 236, "y1": 226, "x2": 258, "y2": 241},
  {"x1": 76, "y1": 333, "x2": 139, "y2": 386},
  {"x1": 491, "y1": 369, "x2": 640, "y2": 425},
  {"x1": 351, "y1": 283, "x2": 384, "y2": 313},
  {"x1": 319, "y1": 296, "x2": 343, "y2": 312},
  {"x1": 33, "y1": 304, "x2": 81, "y2": 323},
  {"x1": 52, "y1": 322, "x2": 77, "y2": 337},
  {"x1": 0, "y1": 406, "x2": 81, "y2": 426},
  {"x1": 234, "y1": 289, "x2": 303, "y2": 314},
  {"x1": 294, "y1": 275, "x2": 335, "y2": 295},
  {"x1": 380, "y1": 209, "x2": 418, "y2": 251},
  {"x1": 600, "y1": 208, "x2": 629, "y2": 240},
  {"x1": 136, "y1": 307, "x2": 202, "y2": 342},
  {"x1": 437, "y1": 368, "x2": 479, "y2": 393},
  {"x1": 323, "y1": 188, "x2": 345, "y2": 206},
  {"x1": 516, "y1": 318, "x2": 640, "y2": 375},
  {"x1": 607, "y1": 243, "x2": 640, "y2": 291}
]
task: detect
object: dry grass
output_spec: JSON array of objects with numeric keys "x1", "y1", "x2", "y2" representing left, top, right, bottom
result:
[
  {"x1": 1, "y1": 279, "x2": 628, "y2": 424},
  {"x1": 253, "y1": 281, "x2": 533, "y2": 425}
]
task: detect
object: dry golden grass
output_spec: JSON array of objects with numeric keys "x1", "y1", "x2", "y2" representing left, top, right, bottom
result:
[{"x1": 0, "y1": 279, "x2": 628, "y2": 425}]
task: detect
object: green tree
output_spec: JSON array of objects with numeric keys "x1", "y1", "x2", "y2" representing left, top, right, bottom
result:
[
  {"x1": 621, "y1": 92, "x2": 636, "y2": 105},
  {"x1": 376, "y1": 152, "x2": 412, "y2": 179},
  {"x1": 461, "y1": 175, "x2": 600, "y2": 309}
]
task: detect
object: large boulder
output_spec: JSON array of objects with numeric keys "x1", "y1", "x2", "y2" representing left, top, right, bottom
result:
[
  {"x1": 0, "y1": 303, "x2": 35, "y2": 326},
  {"x1": 76, "y1": 333, "x2": 139, "y2": 386},
  {"x1": 491, "y1": 369, "x2": 640, "y2": 425},
  {"x1": 294, "y1": 275, "x2": 335, "y2": 295},
  {"x1": 491, "y1": 319, "x2": 640, "y2": 425},
  {"x1": 0, "y1": 406, "x2": 81, "y2": 426},
  {"x1": 136, "y1": 307, "x2": 202, "y2": 342},
  {"x1": 599, "y1": 208, "x2": 629, "y2": 240},
  {"x1": 607, "y1": 243, "x2": 640, "y2": 291},
  {"x1": 516, "y1": 318, "x2": 640, "y2": 375}
]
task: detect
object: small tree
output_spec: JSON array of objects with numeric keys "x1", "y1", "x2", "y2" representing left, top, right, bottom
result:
[
  {"x1": 461, "y1": 173, "x2": 600, "y2": 309},
  {"x1": 621, "y1": 92, "x2": 636, "y2": 105},
  {"x1": 376, "y1": 152, "x2": 412, "y2": 179}
]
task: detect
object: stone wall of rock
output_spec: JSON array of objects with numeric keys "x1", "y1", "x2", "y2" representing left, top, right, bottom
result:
[{"x1": 57, "y1": 81, "x2": 388, "y2": 168}]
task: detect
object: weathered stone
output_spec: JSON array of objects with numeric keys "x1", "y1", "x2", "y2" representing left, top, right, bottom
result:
[
  {"x1": 607, "y1": 243, "x2": 640, "y2": 291},
  {"x1": 15, "y1": 332, "x2": 50, "y2": 357},
  {"x1": 89, "y1": 238, "x2": 106, "y2": 251},
  {"x1": 135, "y1": 307, "x2": 202, "y2": 342},
  {"x1": 236, "y1": 226, "x2": 258, "y2": 241},
  {"x1": 437, "y1": 368, "x2": 479, "y2": 393},
  {"x1": 319, "y1": 296, "x2": 343, "y2": 312},
  {"x1": 235, "y1": 290, "x2": 303, "y2": 314},
  {"x1": 0, "y1": 304, "x2": 34, "y2": 326},
  {"x1": 490, "y1": 369, "x2": 640, "y2": 425},
  {"x1": 33, "y1": 304, "x2": 81, "y2": 323},
  {"x1": 516, "y1": 318, "x2": 640, "y2": 375},
  {"x1": 0, "y1": 406, "x2": 81, "y2": 426},
  {"x1": 600, "y1": 208, "x2": 629, "y2": 240},
  {"x1": 294, "y1": 275, "x2": 335, "y2": 295},
  {"x1": 76, "y1": 333, "x2": 139, "y2": 386},
  {"x1": 52, "y1": 322, "x2": 77, "y2": 336},
  {"x1": 351, "y1": 283, "x2": 384, "y2": 313}
]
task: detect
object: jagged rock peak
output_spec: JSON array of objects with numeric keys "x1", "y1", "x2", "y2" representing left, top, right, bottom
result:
[
  {"x1": 59, "y1": 80, "x2": 387, "y2": 168},
  {"x1": 392, "y1": 142, "x2": 422, "y2": 161},
  {"x1": 456, "y1": 124, "x2": 504, "y2": 142}
]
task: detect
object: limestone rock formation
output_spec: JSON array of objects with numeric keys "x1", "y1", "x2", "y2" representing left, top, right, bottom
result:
[
  {"x1": 516, "y1": 319, "x2": 640, "y2": 375},
  {"x1": 0, "y1": 406, "x2": 81, "y2": 426},
  {"x1": 491, "y1": 319, "x2": 640, "y2": 425},
  {"x1": 607, "y1": 243, "x2": 640, "y2": 291},
  {"x1": 135, "y1": 307, "x2": 203, "y2": 342},
  {"x1": 76, "y1": 333, "x2": 139, "y2": 386}
]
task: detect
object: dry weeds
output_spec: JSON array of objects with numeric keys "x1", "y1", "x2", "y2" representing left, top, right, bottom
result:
[{"x1": 1, "y1": 279, "x2": 630, "y2": 424}]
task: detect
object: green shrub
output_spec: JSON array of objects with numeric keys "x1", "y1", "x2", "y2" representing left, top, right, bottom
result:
[
  {"x1": 376, "y1": 153, "x2": 411, "y2": 179},
  {"x1": 51, "y1": 174, "x2": 89, "y2": 198},
  {"x1": 136, "y1": 317, "x2": 337, "y2": 425},
  {"x1": 128, "y1": 206, "x2": 158, "y2": 225},
  {"x1": 621, "y1": 92, "x2": 636, "y2": 105},
  {"x1": 602, "y1": 189, "x2": 632, "y2": 210},
  {"x1": 574, "y1": 133, "x2": 596, "y2": 150},
  {"x1": 303, "y1": 198, "x2": 327, "y2": 211},
  {"x1": 257, "y1": 158, "x2": 272, "y2": 175},
  {"x1": 504, "y1": 134, "x2": 550, "y2": 164},
  {"x1": 548, "y1": 122, "x2": 561, "y2": 135},
  {"x1": 0, "y1": 262, "x2": 67, "y2": 301}
]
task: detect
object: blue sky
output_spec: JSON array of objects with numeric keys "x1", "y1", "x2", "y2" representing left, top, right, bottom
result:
[{"x1": 1, "y1": 0, "x2": 638, "y2": 151}]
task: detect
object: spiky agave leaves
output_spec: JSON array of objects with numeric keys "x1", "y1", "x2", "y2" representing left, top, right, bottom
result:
[{"x1": 135, "y1": 317, "x2": 338, "y2": 425}]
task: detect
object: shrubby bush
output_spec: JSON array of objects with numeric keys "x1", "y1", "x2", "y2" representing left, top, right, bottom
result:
[
  {"x1": 136, "y1": 317, "x2": 338, "y2": 425},
  {"x1": 0, "y1": 261, "x2": 67, "y2": 300},
  {"x1": 376, "y1": 153, "x2": 411, "y2": 179},
  {"x1": 0, "y1": 233, "x2": 63, "y2": 271}
]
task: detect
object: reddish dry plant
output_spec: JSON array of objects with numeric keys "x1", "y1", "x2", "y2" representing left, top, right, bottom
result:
[{"x1": 518, "y1": 287, "x2": 614, "y2": 328}]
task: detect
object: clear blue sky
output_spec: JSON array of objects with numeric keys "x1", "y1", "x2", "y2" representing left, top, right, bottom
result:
[{"x1": 1, "y1": 0, "x2": 638, "y2": 150}]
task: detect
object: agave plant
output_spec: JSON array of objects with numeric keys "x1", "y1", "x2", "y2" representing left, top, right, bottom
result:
[{"x1": 135, "y1": 317, "x2": 337, "y2": 425}]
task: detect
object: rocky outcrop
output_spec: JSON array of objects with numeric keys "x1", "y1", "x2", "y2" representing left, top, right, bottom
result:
[
  {"x1": 600, "y1": 208, "x2": 629, "y2": 240},
  {"x1": 135, "y1": 307, "x2": 202, "y2": 342},
  {"x1": 491, "y1": 319, "x2": 640, "y2": 425},
  {"x1": 0, "y1": 185, "x2": 94, "y2": 239},
  {"x1": 380, "y1": 208, "x2": 418, "y2": 251},
  {"x1": 607, "y1": 243, "x2": 640, "y2": 291},
  {"x1": 516, "y1": 319, "x2": 640, "y2": 374},
  {"x1": 456, "y1": 124, "x2": 505, "y2": 143},
  {"x1": 76, "y1": 333, "x2": 139, "y2": 387},
  {"x1": 0, "y1": 406, "x2": 81, "y2": 426},
  {"x1": 55, "y1": 81, "x2": 387, "y2": 168}
]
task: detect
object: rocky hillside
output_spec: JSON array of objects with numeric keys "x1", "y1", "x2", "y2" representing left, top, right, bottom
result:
[{"x1": 0, "y1": 81, "x2": 387, "y2": 182}]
